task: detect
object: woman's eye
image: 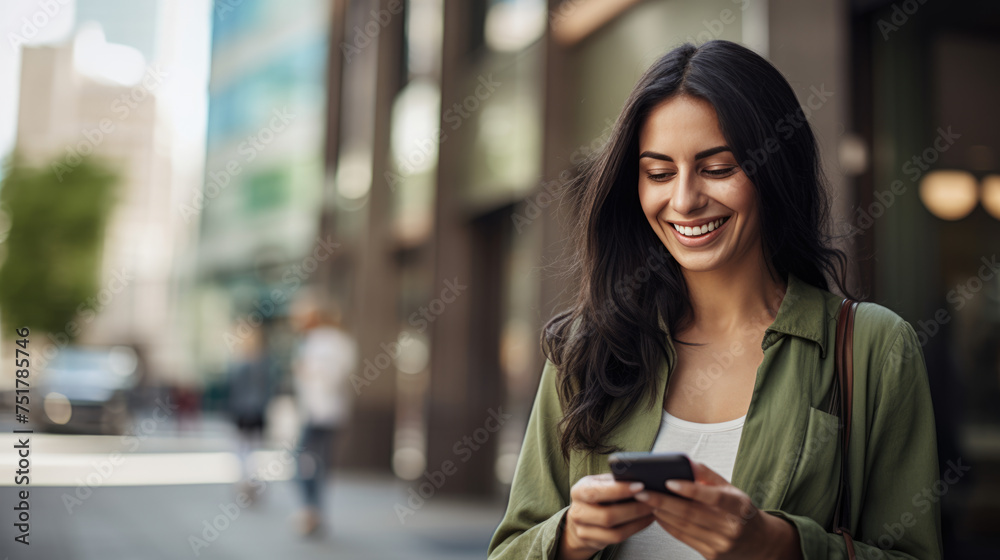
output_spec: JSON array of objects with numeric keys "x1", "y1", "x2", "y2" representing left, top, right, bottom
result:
[
  {"x1": 646, "y1": 171, "x2": 673, "y2": 181},
  {"x1": 704, "y1": 167, "x2": 737, "y2": 177}
]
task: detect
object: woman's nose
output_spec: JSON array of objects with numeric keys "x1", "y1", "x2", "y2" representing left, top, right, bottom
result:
[{"x1": 670, "y1": 169, "x2": 707, "y2": 215}]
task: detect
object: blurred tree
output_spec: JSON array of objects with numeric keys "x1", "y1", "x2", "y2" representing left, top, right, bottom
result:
[{"x1": 0, "y1": 155, "x2": 118, "y2": 338}]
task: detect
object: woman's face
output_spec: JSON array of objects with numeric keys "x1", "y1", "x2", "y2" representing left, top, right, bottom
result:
[{"x1": 637, "y1": 95, "x2": 761, "y2": 274}]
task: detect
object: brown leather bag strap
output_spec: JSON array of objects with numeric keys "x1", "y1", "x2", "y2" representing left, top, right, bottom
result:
[{"x1": 831, "y1": 298, "x2": 859, "y2": 559}]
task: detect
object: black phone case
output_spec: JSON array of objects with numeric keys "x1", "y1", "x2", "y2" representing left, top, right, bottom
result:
[{"x1": 607, "y1": 452, "x2": 694, "y2": 501}]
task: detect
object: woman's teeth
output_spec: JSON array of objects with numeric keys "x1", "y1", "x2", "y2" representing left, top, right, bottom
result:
[{"x1": 673, "y1": 217, "x2": 728, "y2": 237}]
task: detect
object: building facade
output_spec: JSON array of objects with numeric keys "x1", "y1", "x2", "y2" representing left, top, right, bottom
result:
[{"x1": 195, "y1": 0, "x2": 332, "y2": 396}]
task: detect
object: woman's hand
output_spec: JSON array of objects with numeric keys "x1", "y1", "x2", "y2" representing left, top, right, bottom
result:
[
  {"x1": 634, "y1": 462, "x2": 803, "y2": 560},
  {"x1": 558, "y1": 473, "x2": 655, "y2": 560}
]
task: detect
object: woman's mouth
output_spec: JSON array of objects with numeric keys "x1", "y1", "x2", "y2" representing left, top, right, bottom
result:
[{"x1": 670, "y1": 216, "x2": 731, "y2": 238}]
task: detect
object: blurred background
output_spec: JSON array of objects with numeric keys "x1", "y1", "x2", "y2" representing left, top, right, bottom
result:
[{"x1": 0, "y1": 0, "x2": 998, "y2": 558}]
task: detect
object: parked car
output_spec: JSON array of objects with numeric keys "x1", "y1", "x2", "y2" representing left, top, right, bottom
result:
[{"x1": 37, "y1": 346, "x2": 139, "y2": 435}]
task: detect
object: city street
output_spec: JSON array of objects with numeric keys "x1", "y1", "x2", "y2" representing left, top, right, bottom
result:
[
  {"x1": 0, "y1": 416, "x2": 506, "y2": 559},
  {"x1": 2, "y1": 0, "x2": 998, "y2": 557}
]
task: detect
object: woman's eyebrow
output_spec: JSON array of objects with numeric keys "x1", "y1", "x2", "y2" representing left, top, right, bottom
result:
[{"x1": 638, "y1": 145, "x2": 732, "y2": 162}]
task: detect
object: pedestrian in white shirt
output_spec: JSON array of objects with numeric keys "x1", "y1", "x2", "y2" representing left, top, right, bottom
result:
[{"x1": 289, "y1": 293, "x2": 357, "y2": 536}]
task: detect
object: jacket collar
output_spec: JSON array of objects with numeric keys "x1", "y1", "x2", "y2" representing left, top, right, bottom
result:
[
  {"x1": 762, "y1": 273, "x2": 832, "y2": 358},
  {"x1": 656, "y1": 272, "x2": 833, "y2": 359}
]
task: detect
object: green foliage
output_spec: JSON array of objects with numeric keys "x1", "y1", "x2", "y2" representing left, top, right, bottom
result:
[{"x1": 0, "y1": 155, "x2": 118, "y2": 338}]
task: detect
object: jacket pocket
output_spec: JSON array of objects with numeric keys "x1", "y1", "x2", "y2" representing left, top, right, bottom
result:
[{"x1": 781, "y1": 406, "x2": 842, "y2": 529}]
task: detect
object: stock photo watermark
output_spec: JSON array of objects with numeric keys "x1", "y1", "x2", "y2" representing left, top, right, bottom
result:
[
  {"x1": 682, "y1": 0, "x2": 752, "y2": 45},
  {"x1": 61, "y1": 396, "x2": 179, "y2": 514},
  {"x1": 845, "y1": 126, "x2": 961, "y2": 236},
  {"x1": 884, "y1": 253, "x2": 999, "y2": 373},
  {"x1": 511, "y1": 117, "x2": 616, "y2": 233},
  {"x1": 187, "y1": 440, "x2": 301, "y2": 556},
  {"x1": 223, "y1": 235, "x2": 340, "y2": 352},
  {"x1": 877, "y1": 0, "x2": 930, "y2": 41},
  {"x1": 350, "y1": 331, "x2": 413, "y2": 394},
  {"x1": 179, "y1": 107, "x2": 296, "y2": 223},
  {"x1": 738, "y1": 84, "x2": 835, "y2": 178},
  {"x1": 49, "y1": 65, "x2": 168, "y2": 182},
  {"x1": 393, "y1": 407, "x2": 512, "y2": 524},
  {"x1": 32, "y1": 267, "x2": 133, "y2": 372},
  {"x1": 407, "y1": 277, "x2": 467, "y2": 333},
  {"x1": 6, "y1": 0, "x2": 72, "y2": 51},
  {"x1": 385, "y1": 75, "x2": 501, "y2": 191},
  {"x1": 351, "y1": 277, "x2": 467, "y2": 393},
  {"x1": 214, "y1": 0, "x2": 247, "y2": 21},
  {"x1": 860, "y1": 457, "x2": 969, "y2": 557},
  {"x1": 340, "y1": 0, "x2": 403, "y2": 63}
]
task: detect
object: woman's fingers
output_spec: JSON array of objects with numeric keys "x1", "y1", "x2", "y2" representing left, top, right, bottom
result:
[
  {"x1": 653, "y1": 496, "x2": 746, "y2": 538},
  {"x1": 680, "y1": 461, "x2": 757, "y2": 522},
  {"x1": 634, "y1": 490, "x2": 721, "y2": 533},
  {"x1": 570, "y1": 498, "x2": 655, "y2": 529},
  {"x1": 563, "y1": 473, "x2": 657, "y2": 554},
  {"x1": 570, "y1": 513, "x2": 656, "y2": 550},
  {"x1": 664, "y1": 477, "x2": 749, "y2": 517},
  {"x1": 636, "y1": 485, "x2": 751, "y2": 535},
  {"x1": 653, "y1": 511, "x2": 726, "y2": 558},
  {"x1": 570, "y1": 473, "x2": 645, "y2": 504},
  {"x1": 690, "y1": 460, "x2": 729, "y2": 486}
]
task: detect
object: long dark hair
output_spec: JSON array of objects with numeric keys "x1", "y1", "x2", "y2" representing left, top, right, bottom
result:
[{"x1": 542, "y1": 40, "x2": 853, "y2": 458}]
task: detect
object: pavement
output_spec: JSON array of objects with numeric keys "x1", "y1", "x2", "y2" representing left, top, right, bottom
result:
[
  {"x1": 0, "y1": 413, "x2": 507, "y2": 560},
  {"x1": 0, "y1": 473, "x2": 505, "y2": 559}
]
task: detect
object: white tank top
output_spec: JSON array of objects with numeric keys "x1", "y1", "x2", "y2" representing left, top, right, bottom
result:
[{"x1": 615, "y1": 410, "x2": 746, "y2": 559}]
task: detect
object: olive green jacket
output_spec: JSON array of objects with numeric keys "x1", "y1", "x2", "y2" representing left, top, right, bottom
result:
[{"x1": 488, "y1": 274, "x2": 942, "y2": 559}]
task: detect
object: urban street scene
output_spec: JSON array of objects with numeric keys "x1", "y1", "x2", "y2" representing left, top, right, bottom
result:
[{"x1": 0, "y1": 0, "x2": 998, "y2": 558}]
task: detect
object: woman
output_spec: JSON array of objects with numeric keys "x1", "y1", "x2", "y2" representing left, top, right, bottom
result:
[{"x1": 488, "y1": 40, "x2": 941, "y2": 560}]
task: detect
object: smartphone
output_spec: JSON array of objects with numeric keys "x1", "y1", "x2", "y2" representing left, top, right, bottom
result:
[{"x1": 607, "y1": 451, "x2": 694, "y2": 501}]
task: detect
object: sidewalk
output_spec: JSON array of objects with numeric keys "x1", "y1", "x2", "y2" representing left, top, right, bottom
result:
[{"x1": 0, "y1": 470, "x2": 507, "y2": 559}]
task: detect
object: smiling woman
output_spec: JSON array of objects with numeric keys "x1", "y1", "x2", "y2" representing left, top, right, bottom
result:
[{"x1": 488, "y1": 40, "x2": 942, "y2": 560}]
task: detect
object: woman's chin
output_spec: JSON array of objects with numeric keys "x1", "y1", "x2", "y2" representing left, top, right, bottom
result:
[{"x1": 667, "y1": 250, "x2": 727, "y2": 273}]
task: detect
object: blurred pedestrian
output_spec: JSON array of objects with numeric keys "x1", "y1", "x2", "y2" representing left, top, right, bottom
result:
[
  {"x1": 289, "y1": 291, "x2": 357, "y2": 536},
  {"x1": 225, "y1": 327, "x2": 274, "y2": 502}
]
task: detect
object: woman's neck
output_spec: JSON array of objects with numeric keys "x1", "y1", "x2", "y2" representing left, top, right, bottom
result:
[{"x1": 679, "y1": 255, "x2": 786, "y2": 340}]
